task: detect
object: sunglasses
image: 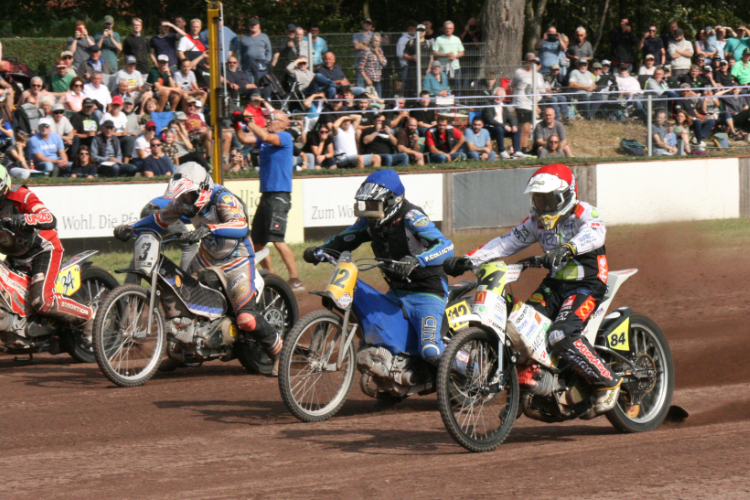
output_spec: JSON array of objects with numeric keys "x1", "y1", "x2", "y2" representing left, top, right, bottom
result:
[
  {"x1": 151, "y1": 143, "x2": 162, "y2": 147},
  {"x1": 32, "y1": 85, "x2": 42, "y2": 88},
  {"x1": 39, "y1": 124, "x2": 50, "y2": 129},
  {"x1": 319, "y1": 130, "x2": 329, "y2": 134},
  {"x1": 549, "y1": 140, "x2": 559, "y2": 144},
  {"x1": 53, "y1": 110, "x2": 65, "y2": 115},
  {"x1": 79, "y1": 152, "x2": 89, "y2": 156},
  {"x1": 649, "y1": 29, "x2": 656, "y2": 32},
  {"x1": 147, "y1": 127, "x2": 156, "y2": 131},
  {"x1": 73, "y1": 84, "x2": 83, "y2": 87}
]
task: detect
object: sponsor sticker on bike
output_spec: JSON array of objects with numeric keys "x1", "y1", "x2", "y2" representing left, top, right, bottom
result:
[
  {"x1": 455, "y1": 349, "x2": 470, "y2": 365},
  {"x1": 337, "y1": 292, "x2": 353, "y2": 308}
]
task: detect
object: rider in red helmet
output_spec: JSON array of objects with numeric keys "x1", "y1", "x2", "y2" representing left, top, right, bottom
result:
[{"x1": 445, "y1": 164, "x2": 621, "y2": 416}]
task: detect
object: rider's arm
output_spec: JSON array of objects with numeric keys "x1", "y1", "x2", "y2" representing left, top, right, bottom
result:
[
  {"x1": 17, "y1": 191, "x2": 57, "y2": 230},
  {"x1": 404, "y1": 210, "x2": 454, "y2": 266},
  {"x1": 466, "y1": 216, "x2": 538, "y2": 265},
  {"x1": 207, "y1": 192, "x2": 249, "y2": 238},
  {"x1": 320, "y1": 217, "x2": 372, "y2": 253},
  {"x1": 567, "y1": 204, "x2": 606, "y2": 254},
  {"x1": 129, "y1": 201, "x2": 182, "y2": 233}
]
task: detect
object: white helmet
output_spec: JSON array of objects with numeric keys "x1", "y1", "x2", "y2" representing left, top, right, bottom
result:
[
  {"x1": 164, "y1": 162, "x2": 214, "y2": 217},
  {"x1": 524, "y1": 164, "x2": 577, "y2": 230}
]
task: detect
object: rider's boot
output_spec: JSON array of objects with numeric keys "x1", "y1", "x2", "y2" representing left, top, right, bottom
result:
[
  {"x1": 238, "y1": 311, "x2": 283, "y2": 377},
  {"x1": 592, "y1": 379, "x2": 622, "y2": 415}
]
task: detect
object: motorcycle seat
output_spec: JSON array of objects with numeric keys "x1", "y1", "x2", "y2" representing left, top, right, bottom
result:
[
  {"x1": 447, "y1": 280, "x2": 476, "y2": 302},
  {"x1": 198, "y1": 269, "x2": 224, "y2": 292}
]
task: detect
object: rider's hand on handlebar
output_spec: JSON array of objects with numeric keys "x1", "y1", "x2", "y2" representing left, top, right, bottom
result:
[
  {"x1": 2, "y1": 214, "x2": 26, "y2": 230},
  {"x1": 185, "y1": 226, "x2": 211, "y2": 244},
  {"x1": 113, "y1": 224, "x2": 134, "y2": 242},
  {"x1": 443, "y1": 256, "x2": 473, "y2": 277},
  {"x1": 303, "y1": 246, "x2": 323, "y2": 265},
  {"x1": 393, "y1": 255, "x2": 420, "y2": 277},
  {"x1": 541, "y1": 244, "x2": 573, "y2": 270}
]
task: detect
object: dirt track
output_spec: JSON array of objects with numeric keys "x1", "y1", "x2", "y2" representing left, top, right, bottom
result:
[{"x1": 2, "y1": 224, "x2": 750, "y2": 500}]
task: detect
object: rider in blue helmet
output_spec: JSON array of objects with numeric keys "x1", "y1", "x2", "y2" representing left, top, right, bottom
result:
[{"x1": 304, "y1": 170, "x2": 455, "y2": 365}]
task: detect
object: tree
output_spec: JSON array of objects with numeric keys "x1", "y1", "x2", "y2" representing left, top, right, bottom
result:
[
  {"x1": 524, "y1": 0, "x2": 549, "y2": 54},
  {"x1": 481, "y1": 0, "x2": 526, "y2": 79}
]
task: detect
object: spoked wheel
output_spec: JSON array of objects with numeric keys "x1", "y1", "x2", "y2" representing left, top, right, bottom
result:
[
  {"x1": 237, "y1": 275, "x2": 299, "y2": 375},
  {"x1": 278, "y1": 310, "x2": 356, "y2": 422},
  {"x1": 437, "y1": 327, "x2": 519, "y2": 453},
  {"x1": 605, "y1": 314, "x2": 674, "y2": 433},
  {"x1": 62, "y1": 266, "x2": 120, "y2": 363},
  {"x1": 92, "y1": 284, "x2": 166, "y2": 387}
]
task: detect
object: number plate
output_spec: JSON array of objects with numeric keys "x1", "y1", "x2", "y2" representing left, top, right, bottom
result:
[
  {"x1": 325, "y1": 261, "x2": 358, "y2": 309},
  {"x1": 134, "y1": 233, "x2": 161, "y2": 276},
  {"x1": 475, "y1": 261, "x2": 507, "y2": 294},
  {"x1": 445, "y1": 300, "x2": 470, "y2": 331},
  {"x1": 607, "y1": 318, "x2": 631, "y2": 351},
  {"x1": 55, "y1": 265, "x2": 81, "y2": 296}
]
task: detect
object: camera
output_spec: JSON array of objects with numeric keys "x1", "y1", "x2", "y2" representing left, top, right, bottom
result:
[
  {"x1": 231, "y1": 111, "x2": 252, "y2": 125},
  {"x1": 548, "y1": 33, "x2": 558, "y2": 42}
]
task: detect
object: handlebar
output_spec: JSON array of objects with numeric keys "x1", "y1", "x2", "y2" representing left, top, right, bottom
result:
[
  {"x1": 313, "y1": 249, "x2": 412, "y2": 282},
  {"x1": 516, "y1": 255, "x2": 545, "y2": 269}
]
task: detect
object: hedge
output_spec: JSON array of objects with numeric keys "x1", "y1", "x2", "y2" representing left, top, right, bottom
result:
[{"x1": 1, "y1": 38, "x2": 69, "y2": 77}]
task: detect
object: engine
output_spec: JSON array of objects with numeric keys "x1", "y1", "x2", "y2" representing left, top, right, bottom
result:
[
  {"x1": 166, "y1": 317, "x2": 236, "y2": 361},
  {"x1": 357, "y1": 346, "x2": 432, "y2": 395}
]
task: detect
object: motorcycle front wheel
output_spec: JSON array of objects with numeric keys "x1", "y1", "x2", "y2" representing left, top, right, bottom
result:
[
  {"x1": 92, "y1": 284, "x2": 166, "y2": 387},
  {"x1": 278, "y1": 310, "x2": 356, "y2": 422},
  {"x1": 605, "y1": 314, "x2": 674, "y2": 433},
  {"x1": 437, "y1": 327, "x2": 519, "y2": 453}
]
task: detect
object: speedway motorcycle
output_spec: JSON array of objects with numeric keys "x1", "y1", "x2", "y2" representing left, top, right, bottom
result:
[
  {"x1": 92, "y1": 229, "x2": 298, "y2": 387},
  {"x1": 435, "y1": 257, "x2": 674, "y2": 452},
  {"x1": 277, "y1": 249, "x2": 478, "y2": 422},
  {"x1": 0, "y1": 247, "x2": 118, "y2": 363}
]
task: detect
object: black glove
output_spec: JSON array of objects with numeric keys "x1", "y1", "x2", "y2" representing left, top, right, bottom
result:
[
  {"x1": 185, "y1": 226, "x2": 212, "y2": 244},
  {"x1": 392, "y1": 255, "x2": 420, "y2": 277},
  {"x1": 113, "y1": 224, "x2": 134, "y2": 242},
  {"x1": 303, "y1": 246, "x2": 322, "y2": 264},
  {"x1": 444, "y1": 256, "x2": 473, "y2": 276},
  {"x1": 542, "y1": 245, "x2": 573, "y2": 270},
  {"x1": 3, "y1": 214, "x2": 27, "y2": 230}
]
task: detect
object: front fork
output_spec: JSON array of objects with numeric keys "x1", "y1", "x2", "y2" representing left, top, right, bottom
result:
[
  {"x1": 145, "y1": 260, "x2": 161, "y2": 337},
  {"x1": 335, "y1": 308, "x2": 358, "y2": 370}
]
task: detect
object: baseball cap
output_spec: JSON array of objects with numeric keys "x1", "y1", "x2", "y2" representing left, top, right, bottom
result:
[
  {"x1": 363, "y1": 18, "x2": 373, "y2": 24},
  {"x1": 185, "y1": 96, "x2": 196, "y2": 104},
  {"x1": 592, "y1": 62, "x2": 603, "y2": 69},
  {"x1": 38, "y1": 118, "x2": 54, "y2": 128},
  {"x1": 194, "y1": 100, "x2": 202, "y2": 108},
  {"x1": 248, "y1": 18, "x2": 260, "y2": 26},
  {"x1": 703, "y1": 64, "x2": 712, "y2": 70},
  {"x1": 56, "y1": 60, "x2": 67, "y2": 68},
  {"x1": 431, "y1": 60, "x2": 442, "y2": 68},
  {"x1": 88, "y1": 45, "x2": 102, "y2": 53},
  {"x1": 602, "y1": 59, "x2": 611, "y2": 66},
  {"x1": 126, "y1": 55, "x2": 137, "y2": 64},
  {"x1": 250, "y1": 91, "x2": 262, "y2": 100},
  {"x1": 577, "y1": 58, "x2": 589, "y2": 65},
  {"x1": 157, "y1": 54, "x2": 169, "y2": 62},
  {"x1": 111, "y1": 95, "x2": 123, "y2": 105},
  {"x1": 104, "y1": 15, "x2": 114, "y2": 24},
  {"x1": 61, "y1": 50, "x2": 74, "y2": 58},
  {"x1": 123, "y1": 96, "x2": 134, "y2": 105},
  {"x1": 174, "y1": 111, "x2": 188, "y2": 120},
  {"x1": 663, "y1": 64, "x2": 672, "y2": 70},
  {"x1": 550, "y1": 63, "x2": 560, "y2": 70},
  {"x1": 721, "y1": 59, "x2": 728, "y2": 64},
  {"x1": 286, "y1": 23, "x2": 296, "y2": 32},
  {"x1": 101, "y1": 120, "x2": 115, "y2": 128},
  {"x1": 52, "y1": 103, "x2": 65, "y2": 112},
  {"x1": 618, "y1": 63, "x2": 629, "y2": 71},
  {"x1": 705, "y1": 26, "x2": 713, "y2": 32},
  {"x1": 83, "y1": 98, "x2": 97, "y2": 106},
  {"x1": 645, "y1": 54, "x2": 655, "y2": 60},
  {"x1": 146, "y1": 120, "x2": 157, "y2": 129},
  {"x1": 674, "y1": 28, "x2": 684, "y2": 36}
]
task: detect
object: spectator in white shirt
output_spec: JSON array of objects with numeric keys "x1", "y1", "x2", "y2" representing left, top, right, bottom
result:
[
  {"x1": 668, "y1": 28, "x2": 694, "y2": 76},
  {"x1": 83, "y1": 71, "x2": 111, "y2": 119}
]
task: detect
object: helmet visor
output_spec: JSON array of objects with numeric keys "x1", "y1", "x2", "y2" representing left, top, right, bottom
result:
[
  {"x1": 532, "y1": 192, "x2": 563, "y2": 215},
  {"x1": 354, "y1": 200, "x2": 385, "y2": 219}
]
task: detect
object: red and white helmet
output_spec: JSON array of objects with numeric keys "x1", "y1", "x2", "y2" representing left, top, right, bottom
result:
[
  {"x1": 164, "y1": 162, "x2": 214, "y2": 217},
  {"x1": 524, "y1": 164, "x2": 577, "y2": 230}
]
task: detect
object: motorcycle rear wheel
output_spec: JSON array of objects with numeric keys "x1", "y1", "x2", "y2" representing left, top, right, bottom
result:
[
  {"x1": 606, "y1": 314, "x2": 674, "y2": 433},
  {"x1": 62, "y1": 266, "x2": 120, "y2": 363},
  {"x1": 437, "y1": 327, "x2": 519, "y2": 453},
  {"x1": 92, "y1": 285, "x2": 166, "y2": 387},
  {"x1": 278, "y1": 310, "x2": 356, "y2": 422}
]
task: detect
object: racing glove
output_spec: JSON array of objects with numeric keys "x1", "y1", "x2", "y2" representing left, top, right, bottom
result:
[
  {"x1": 185, "y1": 226, "x2": 212, "y2": 244},
  {"x1": 3, "y1": 214, "x2": 27, "y2": 230},
  {"x1": 303, "y1": 246, "x2": 322, "y2": 264},
  {"x1": 113, "y1": 224, "x2": 134, "y2": 242},
  {"x1": 541, "y1": 244, "x2": 574, "y2": 270},
  {"x1": 392, "y1": 255, "x2": 420, "y2": 277},
  {"x1": 443, "y1": 256, "x2": 473, "y2": 276}
]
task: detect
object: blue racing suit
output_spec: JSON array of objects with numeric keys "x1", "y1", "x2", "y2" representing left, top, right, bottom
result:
[{"x1": 321, "y1": 200, "x2": 454, "y2": 365}]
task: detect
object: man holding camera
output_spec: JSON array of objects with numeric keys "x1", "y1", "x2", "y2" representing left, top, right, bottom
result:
[
  {"x1": 95, "y1": 15, "x2": 122, "y2": 71},
  {"x1": 536, "y1": 27, "x2": 567, "y2": 74},
  {"x1": 639, "y1": 25, "x2": 666, "y2": 66},
  {"x1": 234, "y1": 109, "x2": 303, "y2": 291},
  {"x1": 609, "y1": 17, "x2": 639, "y2": 72}
]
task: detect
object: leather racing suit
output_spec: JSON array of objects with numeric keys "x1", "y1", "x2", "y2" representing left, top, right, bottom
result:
[
  {"x1": 0, "y1": 185, "x2": 92, "y2": 324},
  {"x1": 467, "y1": 201, "x2": 619, "y2": 387},
  {"x1": 321, "y1": 200, "x2": 454, "y2": 365},
  {"x1": 128, "y1": 186, "x2": 281, "y2": 356}
]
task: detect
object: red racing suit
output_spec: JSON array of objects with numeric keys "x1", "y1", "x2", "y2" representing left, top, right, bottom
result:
[
  {"x1": 467, "y1": 202, "x2": 619, "y2": 387},
  {"x1": 0, "y1": 186, "x2": 92, "y2": 324}
]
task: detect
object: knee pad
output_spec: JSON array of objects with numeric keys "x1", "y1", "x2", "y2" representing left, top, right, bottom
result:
[
  {"x1": 420, "y1": 343, "x2": 442, "y2": 365},
  {"x1": 237, "y1": 312, "x2": 257, "y2": 332}
]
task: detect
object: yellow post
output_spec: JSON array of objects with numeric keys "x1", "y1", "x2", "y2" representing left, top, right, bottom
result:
[{"x1": 207, "y1": 0, "x2": 223, "y2": 185}]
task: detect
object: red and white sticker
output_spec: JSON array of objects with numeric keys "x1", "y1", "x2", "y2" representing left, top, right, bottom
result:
[{"x1": 597, "y1": 255, "x2": 609, "y2": 284}]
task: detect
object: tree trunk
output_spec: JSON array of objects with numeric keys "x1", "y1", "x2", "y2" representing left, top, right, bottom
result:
[
  {"x1": 481, "y1": 0, "x2": 526, "y2": 80},
  {"x1": 592, "y1": 0, "x2": 610, "y2": 54},
  {"x1": 523, "y1": 0, "x2": 548, "y2": 55}
]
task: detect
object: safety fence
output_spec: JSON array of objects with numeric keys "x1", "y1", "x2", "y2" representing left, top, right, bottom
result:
[{"x1": 49, "y1": 156, "x2": 750, "y2": 251}]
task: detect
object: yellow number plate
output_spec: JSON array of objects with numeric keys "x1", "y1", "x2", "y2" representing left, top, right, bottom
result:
[
  {"x1": 445, "y1": 300, "x2": 470, "y2": 331},
  {"x1": 55, "y1": 265, "x2": 82, "y2": 296},
  {"x1": 325, "y1": 261, "x2": 358, "y2": 307},
  {"x1": 475, "y1": 261, "x2": 507, "y2": 295},
  {"x1": 607, "y1": 318, "x2": 630, "y2": 351}
]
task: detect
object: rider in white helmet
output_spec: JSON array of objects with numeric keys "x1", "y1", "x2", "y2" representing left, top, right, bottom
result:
[
  {"x1": 113, "y1": 162, "x2": 283, "y2": 370},
  {"x1": 444, "y1": 164, "x2": 622, "y2": 415}
]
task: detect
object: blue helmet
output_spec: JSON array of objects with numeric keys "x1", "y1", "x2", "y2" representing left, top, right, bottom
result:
[{"x1": 354, "y1": 170, "x2": 405, "y2": 225}]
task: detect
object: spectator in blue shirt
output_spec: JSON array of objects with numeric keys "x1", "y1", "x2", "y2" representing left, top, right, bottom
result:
[
  {"x1": 304, "y1": 25, "x2": 328, "y2": 66},
  {"x1": 235, "y1": 109, "x2": 302, "y2": 290},
  {"x1": 142, "y1": 138, "x2": 173, "y2": 177},
  {"x1": 463, "y1": 117, "x2": 496, "y2": 161},
  {"x1": 200, "y1": 19, "x2": 237, "y2": 64},
  {"x1": 28, "y1": 119, "x2": 69, "y2": 175},
  {"x1": 536, "y1": 26, "x2": 568, "y2": 74},
  {"x1": 423, "y1": 61, "x2": 451, "y2": 97}
]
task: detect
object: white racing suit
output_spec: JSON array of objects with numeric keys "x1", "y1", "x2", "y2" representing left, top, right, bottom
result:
[
  {"x1": 467, "y1": 202, "x2": 619, "y2": 387},
  {"x1": 129, "y1": 187, "x2": 282, "y2": 357}
]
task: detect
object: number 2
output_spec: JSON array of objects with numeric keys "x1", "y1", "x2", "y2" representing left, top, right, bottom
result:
[{"x1": 332, "y1": 268, "x2": 351, "y2": 288}]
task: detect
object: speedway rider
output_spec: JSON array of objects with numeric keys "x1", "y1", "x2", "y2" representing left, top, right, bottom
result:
[
  {"x1": 444, "y1": 164, "x2": 621, "y2": 416},
  {"x1": 0, "y1": 165, "x2": 93, "y2": 333},
  {"x1": 303, "y1": 170, "x2": 454, "y2": 365},
  {"x1": 113, "y1": 162, "x2": 283, "y2": 370}
]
